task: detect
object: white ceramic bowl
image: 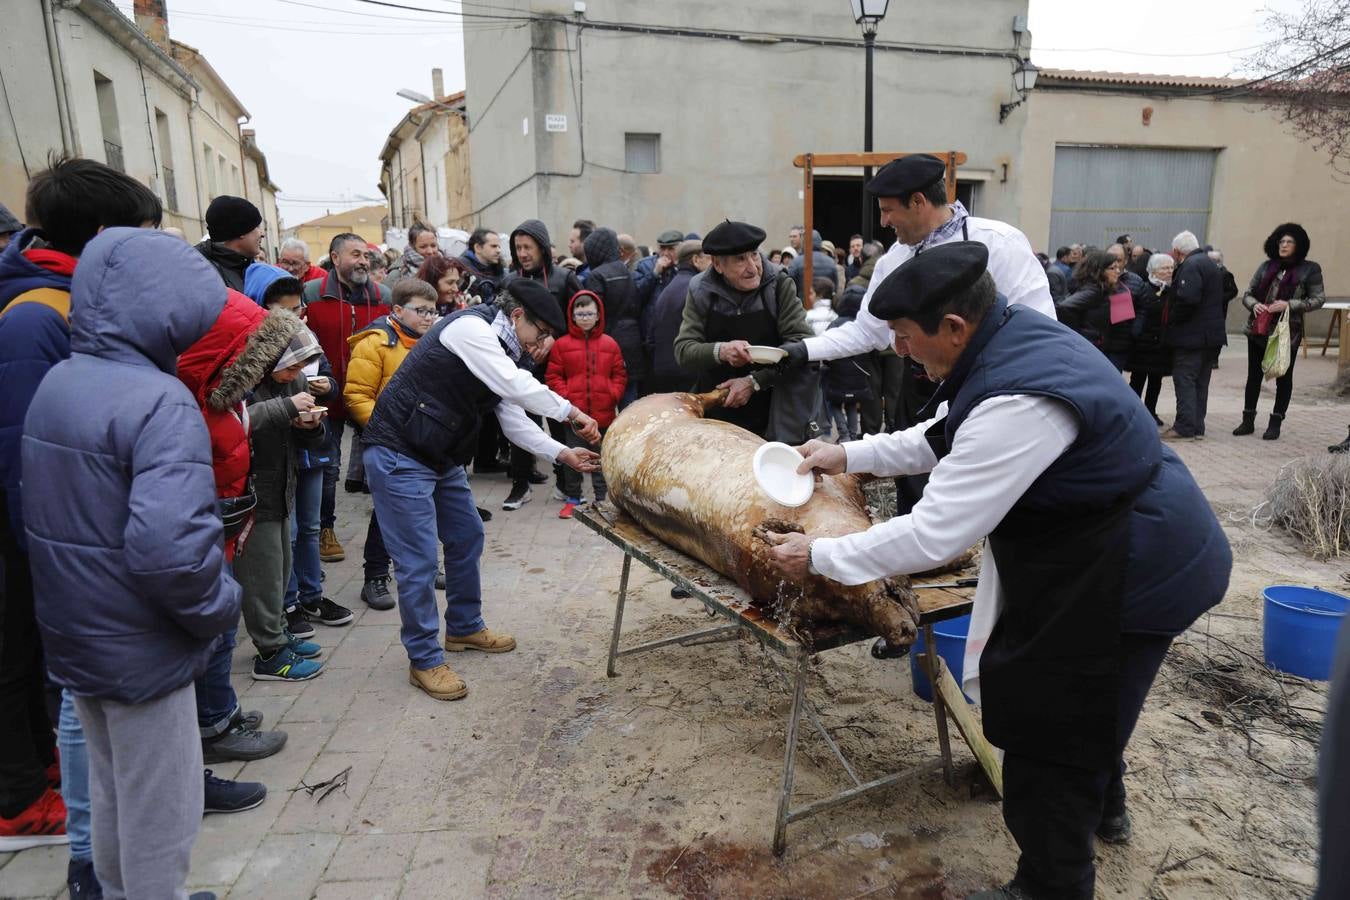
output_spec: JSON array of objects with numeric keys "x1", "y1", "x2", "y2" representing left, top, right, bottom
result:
[
  {"x1": 752, "y1": 442, "x2": 814, "y2": 507},
  {"x1": 747, "y1": 345, "x2": 787, "y2": 365}
]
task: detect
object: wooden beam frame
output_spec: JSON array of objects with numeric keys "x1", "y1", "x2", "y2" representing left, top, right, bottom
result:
[{"x1": 793, "y1": 151, "x2": 968, "y2": 306}]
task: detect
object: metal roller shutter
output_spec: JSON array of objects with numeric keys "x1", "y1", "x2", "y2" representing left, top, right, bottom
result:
[{"x1": 1049, "y1": 145, "x2": 1218, "y2": 252}]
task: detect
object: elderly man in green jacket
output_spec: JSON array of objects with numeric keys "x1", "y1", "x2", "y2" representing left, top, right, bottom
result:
[{"x1": 673, "y1": 220, "x2": 816, "y2": 442}]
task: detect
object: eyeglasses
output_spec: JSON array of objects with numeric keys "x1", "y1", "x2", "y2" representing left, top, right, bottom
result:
[
  {"x1": 403, "y1": 307, "x2": 437, "y2": 318},
  {"x1": 573, "y1": 312, "x2": 598, "y2": 320}
]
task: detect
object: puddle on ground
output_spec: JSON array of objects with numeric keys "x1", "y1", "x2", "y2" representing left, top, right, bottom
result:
[{"x1": 648, "y1": 830, "x2": 956, "y2": 899}]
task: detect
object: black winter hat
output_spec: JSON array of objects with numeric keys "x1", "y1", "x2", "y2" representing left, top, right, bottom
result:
[
  {"x1": 865, "y1": 153, "x2": 946, "y2": 198},
  {"x1": 870, "y1": 240, "x2": 989, "y2": 321},
  {"x1": 1263, "y1": 222, "x2": 1310, "y2": 262},
  {"x1": 505, "y1": 277, "x2": 567, "y2": 335},
  {"x1": 205, "y1": 195, "x2": 263, "y2": 242},
  {"x1": 702, "y1": 220, "x2": 766, "y2": 256}
]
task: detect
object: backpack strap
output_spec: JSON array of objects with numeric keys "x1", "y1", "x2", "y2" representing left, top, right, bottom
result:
[{"x1": 0, "y1": 288, "x2": 71, "y2": 323}]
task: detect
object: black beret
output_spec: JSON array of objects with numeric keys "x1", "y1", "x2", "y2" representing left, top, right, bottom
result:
[
  {"x1": 702, "y1": 220, "x2": 766, "y2": 256},
  {"x1": 865, "y1": 153, "x2": 946, "y2": 198},
  {"x1": 870, "y1": 241, "x2": 989, "y2": 321},
  {"x1": 505, "y1": 277, "x2": 566, "y2": 335},
  {"x1": 205, "y1": 195, "x2": 263, "y2": 242},
  {"x1": 656, "y1": 229, "x2": 684, "y2": 246}
]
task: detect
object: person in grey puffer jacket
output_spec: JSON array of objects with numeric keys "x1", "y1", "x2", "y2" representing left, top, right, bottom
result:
[{"x1": 21, "y1": 228, "x2": 239, "y2": 899}]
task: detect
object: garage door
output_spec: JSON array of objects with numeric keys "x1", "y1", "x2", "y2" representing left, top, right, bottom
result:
[{"x1": 1048, "y1": 145, "x2": 1217, "y2": 254}]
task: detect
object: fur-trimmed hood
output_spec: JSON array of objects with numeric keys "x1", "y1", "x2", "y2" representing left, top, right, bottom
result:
[
  {"x1": 1263, "y1": 222, "x2": 1311, "y2": 262},
  {"x1": 211, "y1": 308, "x2": 304, "y2": 409},
  {"x1": 178, "y1": 296, "x2": 304, "y2": 412}
]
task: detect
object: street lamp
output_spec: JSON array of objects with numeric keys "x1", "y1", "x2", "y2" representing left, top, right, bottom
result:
[
  {"x1": 396, "y1": 88, "x2": 469, "y2": 127},
  {"x1": 849, "y1": 0, "x2": 890, "y2": 243},
  {"x1": 397, "y1": 88, "x2": 433, "y2": 104},
  {"x1": 998, "y1": 59, "x2": 1039, "y2": 123}
]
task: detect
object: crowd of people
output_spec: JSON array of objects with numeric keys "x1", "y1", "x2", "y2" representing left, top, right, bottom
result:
[
  {"x1": 1043, "y1": 226, "x2": 1326, "y2": 442},
  {"x1": 0, "y1": 150, "x2": 1340, "y2": 900}
]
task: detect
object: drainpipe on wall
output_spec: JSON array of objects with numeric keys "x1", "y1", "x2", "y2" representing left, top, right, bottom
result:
[
  {"x1": 420, "y1": 133, "x2": 430, "y2": 226},
  {"x1": 397, "y1": 145, "x2": 406, "y2": 226},
  {"x1": 41, "y1": 0, "x2": 75, "y2": 155},
  {"x1": 185, "y1": 92, "x2": 207, "y2": 239}
]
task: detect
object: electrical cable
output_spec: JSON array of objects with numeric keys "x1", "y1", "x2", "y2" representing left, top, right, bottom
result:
[{"x1": 0, "y1": 65, "x2": 29, "y2": 178}]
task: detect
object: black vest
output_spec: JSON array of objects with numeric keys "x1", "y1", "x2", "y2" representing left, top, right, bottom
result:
[{"x1": 362, "y1": 305, "x2": 505, "y2": 472}]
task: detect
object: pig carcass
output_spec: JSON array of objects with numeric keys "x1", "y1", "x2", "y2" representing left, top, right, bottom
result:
[{"x1": 601, "y1": 391, "x2": 918, "y2": 647}]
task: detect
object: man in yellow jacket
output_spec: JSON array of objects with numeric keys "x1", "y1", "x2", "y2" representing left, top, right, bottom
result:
[{"x1": 344, "y1": 278, "x2": 438, "y2": 609}]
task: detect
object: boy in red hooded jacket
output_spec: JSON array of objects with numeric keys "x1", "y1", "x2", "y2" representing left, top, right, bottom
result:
[{"x1": 545, "y1": 291, "x2": 626, "y2": 517}]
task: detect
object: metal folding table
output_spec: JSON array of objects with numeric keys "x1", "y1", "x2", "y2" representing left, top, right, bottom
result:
[{"x1": 574, "y1": 503, "x2": 996, "y2": 854}]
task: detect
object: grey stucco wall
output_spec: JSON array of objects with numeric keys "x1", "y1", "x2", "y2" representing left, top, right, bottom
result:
[{"x1": 464, "y1": 1, "x2": 1032, "y2": 251}]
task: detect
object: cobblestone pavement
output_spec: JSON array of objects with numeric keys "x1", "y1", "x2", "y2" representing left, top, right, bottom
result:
[{"x1": 1, "y1": 345, "x2": 1346, "y2": 899}]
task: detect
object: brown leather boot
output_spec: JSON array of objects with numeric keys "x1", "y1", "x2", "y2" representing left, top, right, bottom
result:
[
  {"x1": 408, "y1": 664, "x2": 467, "y2": 700},
  {"x1": 319, "y1": 527, "x2": 345, "y2": 562},
  {"x1": 444, "y1": 627, "x2": 516, "y2": 653}
]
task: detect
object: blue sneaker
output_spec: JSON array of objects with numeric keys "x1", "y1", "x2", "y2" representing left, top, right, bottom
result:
[
  {"x1": 203, "y1": 770, "x2": 266, "y2": 814},
  {"x1": 251, "y1": 646, "x2": 322, "y2": 681},
  {"x1": 284, "y1": 631, "x2": 322, "y2": 659}
]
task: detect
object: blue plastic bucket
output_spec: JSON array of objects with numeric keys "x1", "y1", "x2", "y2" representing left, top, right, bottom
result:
[
  {"x1": 909, "y1": 614, "x2": 973, "y2": 703},
  {"x1": 1262, "y1": 585, "x2": 1348, "y2": 680}
]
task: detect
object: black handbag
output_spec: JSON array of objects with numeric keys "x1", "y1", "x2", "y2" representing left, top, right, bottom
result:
[{"x1": 218, "y1": 489, "x2": 257, "y2": 540}]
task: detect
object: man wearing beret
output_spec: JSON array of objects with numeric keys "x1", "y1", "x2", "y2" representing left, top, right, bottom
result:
[
  {"x1": 780, "y1": 153, "x2": 1053, "y2": 365},
  {"x1": 361, "y1": 277, "x2": 602, "y2": 701},
  {"x1": 764, "y1": 242, "x2": 1231, "y2": 900},
  {"x1": 196, "y1": 195, "x2": 265, "y2": 292},
  {"x1": 674, "y1": 220, "x2": 816, "y2": 440}
]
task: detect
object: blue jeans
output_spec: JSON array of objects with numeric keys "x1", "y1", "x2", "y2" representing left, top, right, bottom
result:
[
  {"x1": 193, "y1": 628, "x2": 239, "y2": 735},
  {"x1": 364, "y1": 445, "x2": 485, "y2": 670},
  {"x1": 58, "y1": 690, "x2": 92, "y2": 861},
  {"x1": 286, "y1": 465, "x2": 325, "y2": 609},
  {"x1": 321, "y1": 419, "x2": 344, "y2": 529}
]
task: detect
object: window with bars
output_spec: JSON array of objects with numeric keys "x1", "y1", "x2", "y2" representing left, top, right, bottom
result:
[{"x1": 94, "y1": 72, "x2": 124, "y2": 172}]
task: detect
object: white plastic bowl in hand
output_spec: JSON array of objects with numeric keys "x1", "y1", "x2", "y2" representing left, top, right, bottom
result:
[
  {"x1": 753, "y1": 442, "x2": 814, "y2": 508},
  {"x1": 747, "y1": 345, "x2": 787, "y2": 365}
]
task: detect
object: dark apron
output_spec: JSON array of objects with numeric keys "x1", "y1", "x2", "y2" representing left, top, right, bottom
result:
[
  {"x1": 979, "y1": 497, "x2": 1132, "y2": 770},
  {"x1": 697, "y1": 298, "x2": 780, "y2": 436}
]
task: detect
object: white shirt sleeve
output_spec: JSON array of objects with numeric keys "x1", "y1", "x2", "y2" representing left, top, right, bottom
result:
[
  {"x1": 842, "y1": 401, "x2": 949, "y2": 477},
  {"x1": 811, "y1": 394, "x2": 1079, "y2": 585},
  {"x1": 440, "y1": 316, "x2": 575, "y2": 422},
  {"x1": 803, "y1": 246, "x2": 905, "y2": 361},
  {"x1": 494, "y1": 401, "x2": 566, "y2": 461}
]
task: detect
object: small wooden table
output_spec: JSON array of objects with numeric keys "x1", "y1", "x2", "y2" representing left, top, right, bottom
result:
[
  {"x1": 574, "y1": 503, "x2": 997, "y2": 854},
  {"x1": 1313, "y1": 301, "x2": 1347, "y2": 358}
]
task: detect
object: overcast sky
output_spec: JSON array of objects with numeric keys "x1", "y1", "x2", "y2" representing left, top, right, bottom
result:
[{"x1": 111, "y1": 0, "x2": 1301, "y2": 230}]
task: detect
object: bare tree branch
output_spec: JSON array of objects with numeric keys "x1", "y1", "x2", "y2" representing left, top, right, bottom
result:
[{"x1": 1242, "y1": 2, "x2": 1350, "y2": 178}]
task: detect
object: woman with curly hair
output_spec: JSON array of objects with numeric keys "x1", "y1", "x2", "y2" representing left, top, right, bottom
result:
[
  {"x1": 415, "y1": 254, "x2": 468, "y2": 316},
  {"x1": 1233, "y1": 223, "x2": 1325, "y2": 440}
]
